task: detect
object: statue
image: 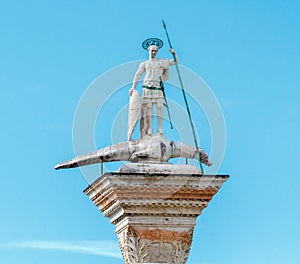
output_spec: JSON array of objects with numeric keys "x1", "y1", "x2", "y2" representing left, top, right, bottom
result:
[
  {"x1": 54, "y1": 134, "x2": 211, "y2": 170},
  {"x1": 128, "y1": 38, "x2": 178, "y2": 139},
  {"x1": 55, "y1": 36, "x2": 212, "y2": 174}
]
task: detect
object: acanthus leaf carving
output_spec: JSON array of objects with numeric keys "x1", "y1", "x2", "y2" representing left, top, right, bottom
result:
[{"x1": 118, "y1": 227, "x2": 149, "y2": 264}]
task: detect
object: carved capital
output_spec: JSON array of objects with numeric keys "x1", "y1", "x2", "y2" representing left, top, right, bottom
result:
[
  {"x1": 84, "y1": 173, "x2": 229, "y2": 264},
  {"x1": 117, "y1": 226, "x2": 193, "y2": 264}
]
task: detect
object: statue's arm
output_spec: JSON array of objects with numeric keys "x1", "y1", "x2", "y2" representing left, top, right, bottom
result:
[
  {"x1": 169, "y1": 48, "x2": 179, "y2": 65},
  {"x1": 131, "y1": 62, "x2": 145, "y2": 90}
]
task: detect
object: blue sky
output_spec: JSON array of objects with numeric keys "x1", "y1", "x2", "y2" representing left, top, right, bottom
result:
[{"x1": 1, "y1": 0, "x2": 300, "y2": 263}]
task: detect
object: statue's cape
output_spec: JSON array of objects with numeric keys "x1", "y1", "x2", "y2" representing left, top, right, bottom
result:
[{"x1": 128, "y1": 89, "x2": 141, "y2": 141}]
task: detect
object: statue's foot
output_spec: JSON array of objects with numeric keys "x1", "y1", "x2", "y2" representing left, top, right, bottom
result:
[
  {"x1": 147, "y1": 128, "x2": 152, "y2": 135},
  {"x1": 158, "y1": 128, "x2": 163, "y2": 135}
]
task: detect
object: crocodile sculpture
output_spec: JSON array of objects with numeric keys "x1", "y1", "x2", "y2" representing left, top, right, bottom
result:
[{"x1": 55, "y1": 133, "x2": 211, "y2": 170}]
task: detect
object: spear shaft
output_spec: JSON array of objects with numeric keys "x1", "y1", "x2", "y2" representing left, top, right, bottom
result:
[
  {"x1": 162, "y1": 19, "x2": 204, "y2": 173},
  {"x1": 160, "y1": 76, "x2": 173, "y2": 129}
]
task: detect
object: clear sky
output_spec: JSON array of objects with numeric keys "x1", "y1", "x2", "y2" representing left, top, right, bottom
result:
[{"x1": 1, "y1": 0, "x2": 300, "y2": 263}]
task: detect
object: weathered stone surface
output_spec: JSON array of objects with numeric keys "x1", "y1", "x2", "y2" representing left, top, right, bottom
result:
[
  {"x1": 118, "y1": 162, "x2": 202, "y2": 174},
  {"x1": 84, "y1": 173, "x2": 228, "y2": 264},
  {"x1": 55, "y1": 134, "x2": 212, "y2": 171}
]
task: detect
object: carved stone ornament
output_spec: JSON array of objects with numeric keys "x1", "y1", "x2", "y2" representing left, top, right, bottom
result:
[
  {"x1": 117, "y1": 226, "x2": 193, "y2": 264},
  {"x1": 84, "y1": 173, "x2": 229, "y2": 264},
  {"x1": 118, "y1": 227, "x2": 149, "y2": 264}
]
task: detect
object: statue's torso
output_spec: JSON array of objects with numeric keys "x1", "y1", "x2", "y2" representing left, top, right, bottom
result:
[
  {"x1": 142, "y1": 59, "x2": 170, "y2": 100},
  {"x1": 143, "y1": 59, "x2": 169, "y2": 87}
]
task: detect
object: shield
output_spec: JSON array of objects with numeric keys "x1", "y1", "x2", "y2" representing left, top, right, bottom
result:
[{"x1": 128, "y1": 89, "x2": 141, "y2": 141}]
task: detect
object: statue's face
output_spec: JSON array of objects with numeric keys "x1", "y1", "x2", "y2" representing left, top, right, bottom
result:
[{"x1": 148, "y1": 45, "x2": 158, "y2": 57}]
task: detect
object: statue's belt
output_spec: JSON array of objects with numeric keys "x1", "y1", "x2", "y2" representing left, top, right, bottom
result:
[{"x1": 142, "y1": 85, "x2": 163, "y2": 91}]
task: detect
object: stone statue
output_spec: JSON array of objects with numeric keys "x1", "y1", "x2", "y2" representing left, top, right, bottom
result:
[
  {"x1": 128, "y1": 39, "x2": 178, "y2": 138},
  {"x1": 55, "y1": 25, "x2": 226, "y2": 264},
  {"x1": 55, "y1": 37, "x2": 212, "y2": 174},
  {"x1": 55, "y1": 134, "x2": 211, "y2": 171}
]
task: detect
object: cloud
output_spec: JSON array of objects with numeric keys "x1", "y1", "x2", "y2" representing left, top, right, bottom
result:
[{"x1": 7, "y1": 240, "x2": 122, "y2": 259}]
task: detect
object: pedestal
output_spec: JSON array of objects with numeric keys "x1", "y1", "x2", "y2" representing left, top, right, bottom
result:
[{"x1": 84, "y1": 173, "x2": 229, "y2": 264}]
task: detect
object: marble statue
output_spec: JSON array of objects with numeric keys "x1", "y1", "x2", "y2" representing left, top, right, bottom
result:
[
  {"x1": 55, "y1": 38, "x2": 212, "y2": 174},
  {"x1": 128, "y1": 42, "x2": 178, "y2": 138},
  {"x1": 55, "y1": 133, "x2": 211, "y2": 170}
]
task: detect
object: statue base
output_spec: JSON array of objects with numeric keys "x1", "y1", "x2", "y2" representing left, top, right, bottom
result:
[
  {"x1": 84, "y1": 172, "x2": 229, "y2": 264},
  {"x1": 118, "y1": 162, "x2": 202, "y2": 174}
]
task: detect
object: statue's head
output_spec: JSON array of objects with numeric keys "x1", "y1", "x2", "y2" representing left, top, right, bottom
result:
[
  {"x1": 148, "y1": 45, "x2": 159, "y2": 51},
  {"x1": 148, "y1": 45, "x2": 159, "y2": 57}
]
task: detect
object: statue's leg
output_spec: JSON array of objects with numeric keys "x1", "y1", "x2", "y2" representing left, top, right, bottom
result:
[
  {"x1": 140, "y1": 103, "x2": 147, "y2": 138},
  {"x1": 157, "y1": 102, "x2": 163, "y2": 134},
  {"x1": 146, "y1": 102, "x2": 153, "y2": 135}
]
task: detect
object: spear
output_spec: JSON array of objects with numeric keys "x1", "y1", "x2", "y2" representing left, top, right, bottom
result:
[
  {"x1": 162, "y1": 19, "x2": 204, "y2": 173},
  {"x1": 160, "y1": 76, "x2": 173, "y2": 129}
]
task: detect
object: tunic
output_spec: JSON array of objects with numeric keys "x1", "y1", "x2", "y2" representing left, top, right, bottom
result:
[{"x1": 134, "y1": 59, "x2": 175, "y2": 104}]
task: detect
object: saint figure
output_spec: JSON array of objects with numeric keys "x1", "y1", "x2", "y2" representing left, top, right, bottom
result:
[{"x1": 128, "y1": 38, "x2": 178, "y2": 140}]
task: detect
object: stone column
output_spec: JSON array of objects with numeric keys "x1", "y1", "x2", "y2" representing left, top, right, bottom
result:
[{"x1": 84, "y1": 173, "x2": 228, "y2": 264}]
